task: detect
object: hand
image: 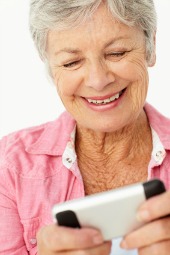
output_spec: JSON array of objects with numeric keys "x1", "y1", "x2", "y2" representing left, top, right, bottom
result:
[
  {"x1": 120, "y1": 190, "x2": 170, "y2": 254},
  {"x1": 37, "y1": 224, "x2": 112, "y2": 255}
]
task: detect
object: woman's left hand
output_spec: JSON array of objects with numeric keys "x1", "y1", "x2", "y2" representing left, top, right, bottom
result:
[{"x1": 120, "y1": 190, "x2": 170, "y2": 254}]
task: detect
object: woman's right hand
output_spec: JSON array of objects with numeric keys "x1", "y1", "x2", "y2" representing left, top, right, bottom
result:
[{"x1": 37, "y1": 224, "x2": 112, "y2": 254}]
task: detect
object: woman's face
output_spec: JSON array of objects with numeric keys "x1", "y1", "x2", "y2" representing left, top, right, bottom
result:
[{"x1": 47, "y1": 4, "x2": 155, "y2": 133}]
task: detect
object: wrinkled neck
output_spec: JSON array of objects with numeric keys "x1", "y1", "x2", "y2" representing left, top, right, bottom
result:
[{"x1": 75, "y1": 110, "x2": 152, "y2": 162}]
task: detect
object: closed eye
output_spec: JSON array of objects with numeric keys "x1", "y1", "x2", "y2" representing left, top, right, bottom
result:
[
  {"x1": 63, "y1": 60, "x2": 80, "y2": 68},
  {"x1": 108, "y1": 52, "x2": 126, "y2": 57}
]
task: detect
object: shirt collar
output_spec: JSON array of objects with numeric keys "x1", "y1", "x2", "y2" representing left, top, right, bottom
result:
[
  {"x1": 61, "y1": 123, "x2": 167, "y2": 169},
  {"x1": 62, "y1": 126, "x2": 77, "y2": 168},
  {"x1": 61, "y1": 103, "x2": 170, "y2": 169},
  {"x1": 150, "y1": 127, "x2": 166, "y2": 165},
  {"x1": 144, "y1": 102, "x2": 170, "y2": 151}
]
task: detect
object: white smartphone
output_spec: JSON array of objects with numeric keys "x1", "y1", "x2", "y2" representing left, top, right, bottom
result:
[{"x1": 52, "y1": 179, "x2": 166, "y2": 240}]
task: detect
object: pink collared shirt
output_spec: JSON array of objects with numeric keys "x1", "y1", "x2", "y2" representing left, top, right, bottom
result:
[{"x1": 0, "y1": 103, "x2": 170, "y2": 254}]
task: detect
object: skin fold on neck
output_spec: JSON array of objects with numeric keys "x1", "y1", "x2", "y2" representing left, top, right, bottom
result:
[
  {"x1": 75, "y1": 109, "x2": 153, "y2": 194},
  {"x1": 76, "y1": 109, "x2": 152, "y2": 162}
]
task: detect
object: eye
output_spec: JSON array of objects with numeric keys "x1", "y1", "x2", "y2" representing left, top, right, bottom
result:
[
  {"x1": 108, "y1": 52, "x2": 126, "y2": 57},
  {"x1": 63, "y1": 60, "x2": 80, "y2": 68}
]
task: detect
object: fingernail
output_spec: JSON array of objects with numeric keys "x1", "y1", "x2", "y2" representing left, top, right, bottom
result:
[
  {"x1": 136, "y1": 210, "x2": 150, "y2": 222},
  {"x1": 93, "y1": 234, "x2": 103, "y2": 244}
]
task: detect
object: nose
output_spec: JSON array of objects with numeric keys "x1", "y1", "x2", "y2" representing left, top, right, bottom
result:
[{"x1": 84, "y1": 60, "x2": 115, "y2": 91}]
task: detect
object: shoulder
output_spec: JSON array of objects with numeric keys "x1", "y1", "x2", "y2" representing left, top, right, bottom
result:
[
  {"x1": 145, "y1": 103, "x2": 170, "y2": 135},
  {"x1": 0, "y1": 120, "x2": 50, "y2": 159},
  {"x1": 0, "y1": 111, "x2": 75, "y2": 177},
  {"x1": 0, "y1": 123, "x2": 47, "y2": 164}
]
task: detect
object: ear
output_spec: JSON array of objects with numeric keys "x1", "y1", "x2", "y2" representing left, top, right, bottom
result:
[{"x1": 148, "y1": 31, "x2": 156, "y2": 67}]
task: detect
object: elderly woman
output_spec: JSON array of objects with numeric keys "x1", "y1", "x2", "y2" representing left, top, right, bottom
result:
[{"x1": 0, "y1": 0, "x2": 170, "y2": 254}]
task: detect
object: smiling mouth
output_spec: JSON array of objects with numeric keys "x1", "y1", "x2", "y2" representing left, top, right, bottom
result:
[{"x1": 85, "y1": 88, "x2": 126, "y2": 105}]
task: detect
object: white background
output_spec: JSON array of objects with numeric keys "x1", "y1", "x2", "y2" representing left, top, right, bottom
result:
[{"x1": 0, "y1": 0, "x2": 170, "y2": 139}]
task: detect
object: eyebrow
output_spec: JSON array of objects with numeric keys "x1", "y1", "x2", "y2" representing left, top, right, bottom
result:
[
  {"x1": 104, "y1": 36, "x2": 130, "y2": 48},
  {"x1": 54, "y1": 36, "x2": 130, "y2": 56},
  {"x1": 55, "y1": 48, "x2": 81, "y2": 56}
]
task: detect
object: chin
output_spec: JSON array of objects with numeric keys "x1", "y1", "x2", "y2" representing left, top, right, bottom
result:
[{"x1": 87, "y1": 122, "x2": 123, "y2": 133}]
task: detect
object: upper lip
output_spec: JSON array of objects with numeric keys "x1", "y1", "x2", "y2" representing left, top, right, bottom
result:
[{"x1": 83, "y1": 89, "x2": 125, "y2": 100}]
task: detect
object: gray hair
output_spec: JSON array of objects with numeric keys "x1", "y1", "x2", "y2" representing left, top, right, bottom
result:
[{"x1": 29, "y1": 0, "x2": 157, "y2": 67}]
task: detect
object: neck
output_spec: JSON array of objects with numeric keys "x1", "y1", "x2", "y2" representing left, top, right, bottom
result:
[{"x1": 75, "y1": 110, "x2": 152, "y2": 163}]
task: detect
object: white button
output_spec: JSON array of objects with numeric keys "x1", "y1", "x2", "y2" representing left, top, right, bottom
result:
[
  {"x1": 30, "y1": 238, "x2": 37, "y2": 245},
  {"x1": 155, "y1": 150, "x2": 165, "y2": 163},
  {"x1": 66, "y1": 157, "x2": 72, "y2": 163},
  {"x1": 156, "y1": 151, "x2": 163, "y2": 158}
]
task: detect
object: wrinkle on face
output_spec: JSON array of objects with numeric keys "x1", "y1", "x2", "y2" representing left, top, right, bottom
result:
[{"x1": 46, "y1": 3, "x2": 153, "y2": 137}]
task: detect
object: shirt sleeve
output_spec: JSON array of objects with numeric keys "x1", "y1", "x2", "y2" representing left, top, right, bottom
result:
[{"x1": 0, "y1": 137, "x2": 37, "y2": 255}]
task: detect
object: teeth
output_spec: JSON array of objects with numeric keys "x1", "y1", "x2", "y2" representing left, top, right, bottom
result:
[{"x1": 87, "y1": 92, "x2": 120, "y2": 105}]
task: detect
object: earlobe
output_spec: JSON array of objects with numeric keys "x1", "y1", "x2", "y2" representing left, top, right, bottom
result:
[
  {"x1": 148, "y1": 32, "x2": 156, "y2": 67},
  {"x1": 148, "y1": 52, "x2": 156, "y2": 67}
]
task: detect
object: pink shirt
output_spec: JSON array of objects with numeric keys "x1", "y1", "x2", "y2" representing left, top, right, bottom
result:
[{"x1": 0, "y1": 103, "x2": 170, "y2": 255}]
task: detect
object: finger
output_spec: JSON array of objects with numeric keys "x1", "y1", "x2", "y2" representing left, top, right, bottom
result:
[
  {"x1": 63, "y1": 241, "x2": 112, "y2": 255},
  {"x1": 138, "y1": 240, "x2": 170, "y2": 255},
  {"x1": 120, "y1": 217, "x2": 170, "y2": 249},
  {"x1": 136, "y1": 190, "x2": 170, "y2": 222},
  {"x1": 38, "y1": 224, "x2": 104, "y2": 251}
]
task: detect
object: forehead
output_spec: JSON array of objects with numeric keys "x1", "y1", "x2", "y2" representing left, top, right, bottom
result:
[{"x1": 47, "y1": 3, "x2": 144, "y2": 54}]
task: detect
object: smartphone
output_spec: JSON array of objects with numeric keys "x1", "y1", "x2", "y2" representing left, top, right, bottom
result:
[{"x1": 52, "y1": 179, "x2": 166, "y2": 240}]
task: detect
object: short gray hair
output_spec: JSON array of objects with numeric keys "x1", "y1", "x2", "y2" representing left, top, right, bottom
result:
[{"x1": 29, "y1": 0, "x2": 157, "y2": 64}]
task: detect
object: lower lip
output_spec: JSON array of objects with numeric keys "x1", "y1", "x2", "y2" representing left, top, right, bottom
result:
[{"x1": 82, "y1": 89, "x2": 126, "y2": 112}]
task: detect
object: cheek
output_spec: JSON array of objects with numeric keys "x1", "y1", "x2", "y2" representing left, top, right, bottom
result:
[
  {"x1": 127, "y1": 59, "x2": 149, "y2": 95},
  {"x1": 128, "y1": 61, "x2": 149, "y2": 110},
  {"x1": 115, "y1": 58, "x2": 148, "y2": 83},
  {"x1": 54, "y1": 71, "x2": 82, "y2": 97},
  {"x1": 116, "y1": 59, "x2": 149, "y2": 112}
]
